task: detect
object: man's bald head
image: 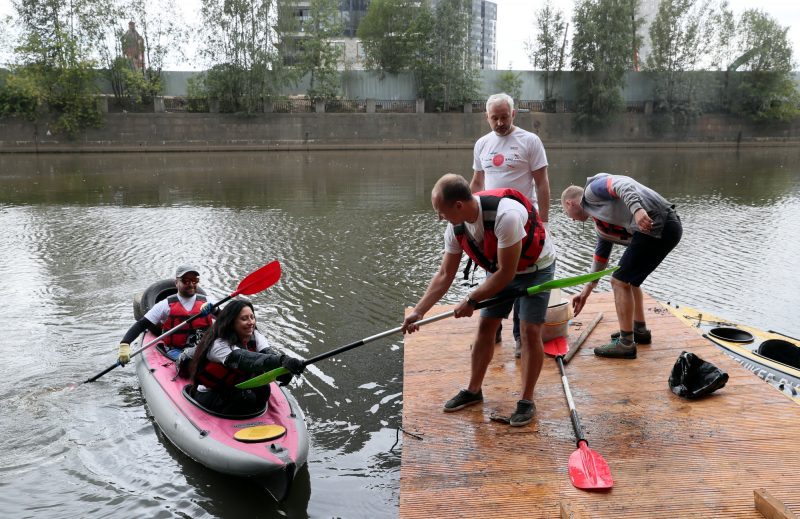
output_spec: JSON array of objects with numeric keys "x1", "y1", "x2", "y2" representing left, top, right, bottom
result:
[{"x1": 432, "y1": 173, "x2": 472, "y2": 205}]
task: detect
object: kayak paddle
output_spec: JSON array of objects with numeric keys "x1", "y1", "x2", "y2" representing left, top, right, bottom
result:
[
  {"x1": 79, "y1": 261, "x2": 282, "y2": 386},
  {"x1": 556, "y1": 349, "x2": 614, "y2": 490},
  {"x1": 236, "y1": 267, "x2": 618, "y2": 389}
]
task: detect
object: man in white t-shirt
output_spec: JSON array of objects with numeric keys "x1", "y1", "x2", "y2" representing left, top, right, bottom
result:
[
  {"x1": 471, "y1": 93, "x2": 551, "y2": 357},
  {"x1": 402, "y1": 174, "x2": 556, "y2": 427}
]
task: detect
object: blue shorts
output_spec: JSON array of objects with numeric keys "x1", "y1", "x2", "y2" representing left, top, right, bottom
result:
[
  {"x1": 480, "y1": 261, "x2": 556, "y2": 324},
  {"x1": 165, "y1": 348, "x2": 182, "y2": 361}
]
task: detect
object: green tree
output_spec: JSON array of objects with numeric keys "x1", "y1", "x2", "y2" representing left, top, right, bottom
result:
[
  {"x1": 357, "y1": 0, "x2": 421, "y2": 75},
  {"x1": 495, "y1": 71, "x2": 522, "y2": 102},
  {"x1": 107, "y1": 55, "x2": 152, "y2": 109},
  {"x1": 104, "y1": 0, "x2": 187, "y2": 109},
  {"x1": 10, "y1": 0, "x2": 116, "y2": 134},
  {"x1": 0, "y1": 71, "x2": 39, "y2": 119},
  {"x1": 725, "y1": 9, "x2": 799, "y2": 121},
  {"x1": 571, "y1": 0, "x2": 641, "y2": 129},
  {"x1": 415, "y1": 0, "x2": 479, "y2": 112},
  {"x1": 297, "y1": 0, "x2": 343, "y2": 102},
  {"x1": 524, "y1": 0, "x2": 568, "y2": 109},
  {"x1": 706, "y1": 2, "x2": 736, "y2": 72},
  {"x1": 197, "y1": 0, "x2": 295, "y2": 113},
  {"x1": 645, "y1": 0, "x2": 719, "y2": 121}
]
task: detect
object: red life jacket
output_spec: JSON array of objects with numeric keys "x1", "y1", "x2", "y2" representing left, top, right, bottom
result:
[
  {"x1": 162, "y1": 294, "x2": 213, "y2": 348},
  {"x1": 454, "y1": 188, "x2": 546, "y2": 273},
  {"x1": 592, "y1": 217, "x2": 633, "y2": 244},
  {"x1": 195, "y1": 338, "x2": 258, "y2": 390}
]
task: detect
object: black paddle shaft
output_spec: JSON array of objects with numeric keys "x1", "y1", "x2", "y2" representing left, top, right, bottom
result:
[
  {"x1": 82, "y1": 299, "x2": 228, "y2": 385},
  {"x1": 299, "y1": 291, "x2": 514, "y2": 368},
  {"x1": 557, "y1": 355, "x2": 588, "y2": 447}
]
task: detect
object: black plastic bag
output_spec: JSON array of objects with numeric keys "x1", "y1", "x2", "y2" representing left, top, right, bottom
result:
[{"x1": 668, "y1": 351, "x2": 729, "y2": 399}]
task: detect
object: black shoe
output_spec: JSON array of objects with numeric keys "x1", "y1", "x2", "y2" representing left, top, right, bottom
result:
[
  {"x1": 611, "y1": 329, "x2": 652, "y2": 344},
  {"x1": 443, "y1": 389, "x2": 483, "y2": 412},
  {"x1": 509, "y1": 399, "x2": 536, "y2": 426},
  {"x1": 495, "y1": 324, "x2": 503, "y2": 344}
]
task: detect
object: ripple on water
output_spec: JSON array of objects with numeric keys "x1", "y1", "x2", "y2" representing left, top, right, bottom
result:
[{"x1": 2, "y1": 149, "x2": 799, "y2": 518}]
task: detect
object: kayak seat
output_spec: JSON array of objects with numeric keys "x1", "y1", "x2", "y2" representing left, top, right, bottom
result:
[
  {"x1": 757, "y1": 339, "x2": 800, "y2": 370},
  {"x1": 181, "y1": 384, "x2": 268, "y2": 420}
]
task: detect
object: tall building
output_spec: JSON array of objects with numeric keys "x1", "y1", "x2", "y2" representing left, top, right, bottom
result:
[
  {"x1": 635, "y1": 0, "x2": 660, "y2": 69},
  {"x1": 284, "y1": 0, "x2": 497, "y2": 70},
  {"x1": 432, "y1": 0, "x2": 497, "y2": 70},
  {"x1": 282, "y1": 1, "x2": 369, "y2": 69},
  {"x1": 474, "y1": 0, "x2": 497, "y2": 70}
]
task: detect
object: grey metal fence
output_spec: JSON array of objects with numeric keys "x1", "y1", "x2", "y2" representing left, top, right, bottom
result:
[{"x1": 375, "y1": 100, "x2": 416, "y2": 113}]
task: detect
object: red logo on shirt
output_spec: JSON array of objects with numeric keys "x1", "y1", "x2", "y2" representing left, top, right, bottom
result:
[{"x1": 492, "y1": 154, "x2": 505, "y2": 167}]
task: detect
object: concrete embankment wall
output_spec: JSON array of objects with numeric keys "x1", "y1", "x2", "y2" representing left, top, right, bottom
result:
[{"x1": 1, "y1": 112, "x2": 799, "y2": 153}]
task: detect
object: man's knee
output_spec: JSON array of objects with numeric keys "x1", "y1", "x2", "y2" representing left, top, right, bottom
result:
[
  {"x1": 611, "y1": 276, "x2": 632, "y2": 289},
  {"x1": 520, "y1": 321, "x2": 543, "y2": 341},
  {"x1": 477, "y1": 317, "x2": 502, "y2": 336}
]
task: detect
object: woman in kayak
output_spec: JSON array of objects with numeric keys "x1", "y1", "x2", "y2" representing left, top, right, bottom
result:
[{"x1": 188, "y1": 299, "x2": 304, "y2": 415}]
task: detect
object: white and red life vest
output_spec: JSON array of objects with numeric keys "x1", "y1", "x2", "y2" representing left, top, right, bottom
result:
[
  {"x1": 161, "y1": 294, "x2": 213, "y2": 348},
  {"x1": 453, "y1": 188, "x2": 546, "y2": 273}
]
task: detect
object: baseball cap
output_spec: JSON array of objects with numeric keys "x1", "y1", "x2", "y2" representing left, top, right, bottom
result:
[{"x1": 175, "y1": 265, "x2": 200, "y2": 278}]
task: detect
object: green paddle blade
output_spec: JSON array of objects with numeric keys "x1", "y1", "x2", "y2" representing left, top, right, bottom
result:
[
  {"x1": 525, "y1": 267, "x2": 618, "y2": 296},
  {"x1": 237, "y1": 367, "x2": 289, "y2": 389}
]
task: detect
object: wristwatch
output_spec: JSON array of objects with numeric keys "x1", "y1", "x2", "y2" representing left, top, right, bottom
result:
[{"x1": 466, "y1": 297, "x2": 479, "y2": 308}]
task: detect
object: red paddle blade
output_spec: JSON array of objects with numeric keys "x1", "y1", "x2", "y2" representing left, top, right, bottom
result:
[
  {"x1": 234, "y1": 261, "x2": 281, "y2": 296},
  {"x1": 568, "y1": 441, "x2": 613, "y2": 490},
  {"x1": 544, "y1": 336, "x2": 568, "y2": 356}
]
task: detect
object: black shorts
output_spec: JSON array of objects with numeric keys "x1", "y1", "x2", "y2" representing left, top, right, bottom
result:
[{"x1": 614, "y1": 211, "x2": 682, "y2": 287}]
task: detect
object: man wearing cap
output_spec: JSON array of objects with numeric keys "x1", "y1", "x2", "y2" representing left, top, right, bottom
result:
[{"x1": 118, "y1": 266, "x2": 217, "y2": 364}]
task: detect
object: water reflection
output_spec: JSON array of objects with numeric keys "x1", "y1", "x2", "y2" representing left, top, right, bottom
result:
[{"x1": 0, "y1": 147, "x2": 798, "y2": 518}]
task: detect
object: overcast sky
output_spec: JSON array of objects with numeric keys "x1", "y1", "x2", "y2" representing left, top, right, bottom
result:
[{"x1": 0, "y1": 0, "x2": 798, "y2": 70}]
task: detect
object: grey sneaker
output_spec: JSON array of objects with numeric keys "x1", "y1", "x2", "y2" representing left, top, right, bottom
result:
[
  {"x1": 514, "y1": 339, "x2": 522, "y2": 358},
  {"x1": 594, "y1": 338, "x2": 637, "y2": 359},
  {"x1": 611, "y1": 329, "x2": 652, "y2": 344},
  {"x1": 443, "y1": 389, "x2": 483, "y2": 412},
  {"x1": 509, "y1": 399, "x2": 536, "y2": 427}
]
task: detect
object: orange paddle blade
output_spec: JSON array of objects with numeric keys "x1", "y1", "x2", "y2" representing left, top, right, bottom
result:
[
  {"x1": 568, "y1": 441, "x2": 614, "y2": 490},
  {"x1": 233, "y1": 261, "x2": 281, "y2": 296},
  {"x1": 544, "y1": 336, "x2": 568, "y2": 356}
]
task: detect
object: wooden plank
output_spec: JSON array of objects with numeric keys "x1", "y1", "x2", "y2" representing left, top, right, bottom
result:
[
  {"x1": 563, "y1": 311, "x2": 603, "y2": 364},
  {"x1": 561, "y1": 501, "x2": 589, "y2": 519},
  {"x1": 400, "y1": 292, "x2": 800, "y2": 518},
  {"x1": 754, "y1": 489, "x2": 799, "y2": 519}
]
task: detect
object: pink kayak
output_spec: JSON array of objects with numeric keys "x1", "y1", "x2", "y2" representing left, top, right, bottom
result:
[{"x1": 132, "y1": 278, "x2": 308, "y2": 502}]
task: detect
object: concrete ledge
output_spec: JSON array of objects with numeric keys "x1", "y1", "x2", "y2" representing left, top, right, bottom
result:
[
  {"x1": 3, "y1": 140, "x2": 799, "y2": 154},
  {"x1": 1, "y1": 112, "x2": 798, "y2": 153}
]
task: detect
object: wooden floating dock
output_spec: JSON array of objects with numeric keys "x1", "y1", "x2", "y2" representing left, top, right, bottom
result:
[{"x1": 400, "y1": 292, "x2": 800, "y2": 518}]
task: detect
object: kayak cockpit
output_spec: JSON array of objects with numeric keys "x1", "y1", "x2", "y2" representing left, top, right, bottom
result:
[
  {"x1": 756, "y1": 339, "x2": 800, "y2": 370},
  {"x1": 181, "y1": 384, "x2": 268, "y2": 420}
]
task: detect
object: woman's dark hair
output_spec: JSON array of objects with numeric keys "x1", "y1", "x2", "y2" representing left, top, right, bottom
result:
[{"x1": 189, "y1": 299, "x2": 255, "y2": 382}]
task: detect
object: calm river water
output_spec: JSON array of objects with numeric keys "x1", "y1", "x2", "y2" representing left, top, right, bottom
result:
[{"x1": 1, "y1": 147, "x2": 799, "y2": 518}]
